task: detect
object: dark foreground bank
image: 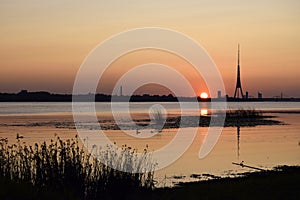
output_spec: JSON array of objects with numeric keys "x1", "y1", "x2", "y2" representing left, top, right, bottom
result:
[
  {"x1": 150, "y1": 166, "x2": 300, "y2": 200},
  {"x1": 0, "y1": 165, "x2": 299, "y2": 200}
]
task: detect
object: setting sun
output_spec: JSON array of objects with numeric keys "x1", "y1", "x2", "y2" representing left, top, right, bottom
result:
[{"x1": 200, "y1": 92, "x2": 208, "y2": 99}]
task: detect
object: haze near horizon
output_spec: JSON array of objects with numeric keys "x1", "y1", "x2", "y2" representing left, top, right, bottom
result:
[{"x1": 0, "y1": 0, "x2": 299, "y2": 97}]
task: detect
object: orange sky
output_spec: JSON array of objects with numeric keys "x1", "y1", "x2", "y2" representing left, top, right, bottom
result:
[
  {"x1": 0, "y1": 0, "x2": 299, "y2": 97},
  {"x1": 98, "y1": 49, "x2": 208, "y2": 97}
]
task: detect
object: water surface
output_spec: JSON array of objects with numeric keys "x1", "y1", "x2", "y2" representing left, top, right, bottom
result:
[{"x1": 0, "y1": 102, "x2": 299, "y2": 186}]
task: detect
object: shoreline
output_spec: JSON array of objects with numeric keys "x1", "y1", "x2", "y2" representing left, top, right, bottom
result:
[
  {"x1": 1, "y1": 165, "x2": 299, "y2": 199},
  {"x1": 150, "y1": 165, "x2": 300, "y2": 200},
  {"x1": 1, "y1": 91, "x2": 300, "y2": 102}
]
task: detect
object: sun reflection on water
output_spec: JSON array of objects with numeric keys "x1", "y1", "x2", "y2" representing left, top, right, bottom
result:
[{"x1": 200, "y1": 109, "x2": 208, "y2": 116}]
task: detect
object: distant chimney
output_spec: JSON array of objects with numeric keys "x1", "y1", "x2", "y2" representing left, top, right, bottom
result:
[
  {"x1": 217, "y1": 90, "x2": 222, "y2": 98},
  {"x1": 258, "y1": 92, "x2": 262, "y2": 99},
  {"x1": 245, "y1": 91, "x2": 248, "y2": 99}
]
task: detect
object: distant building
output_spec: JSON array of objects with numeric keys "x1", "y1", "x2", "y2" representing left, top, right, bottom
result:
[
  {"x1": 258, "y1": 92, "x2": 263, "y2": 99},
  {"x1": 217, "y1": 91, "x2": 222, "y2": 98},
  {"x1": 120, "y1": 86, "x2": 123, "y2": 96},
  {"x1": 245, "y1": 91, "x2": 249, "y2": 99}
]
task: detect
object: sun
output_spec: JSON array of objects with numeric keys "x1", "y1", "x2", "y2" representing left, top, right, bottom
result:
[{"x1": 200, "y1": 92, "x2": 208, "y2": 99}]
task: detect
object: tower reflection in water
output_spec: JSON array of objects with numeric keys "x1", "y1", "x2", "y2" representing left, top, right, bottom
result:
[{"x1": 237, "y1": 126, "x2": 240, "y2": 160}]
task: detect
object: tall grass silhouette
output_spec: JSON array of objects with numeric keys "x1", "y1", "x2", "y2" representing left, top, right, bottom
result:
[{"x1": 0, "y1": 136, "x2": 156, "y2": 199}]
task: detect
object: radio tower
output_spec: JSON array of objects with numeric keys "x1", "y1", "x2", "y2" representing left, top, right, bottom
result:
[{"x1": 234, "y1": 44, "x2": 244, "y2": 99}]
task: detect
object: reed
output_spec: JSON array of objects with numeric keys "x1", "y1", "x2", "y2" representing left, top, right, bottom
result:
[
  {"x1": 226, "y1": 108, "x2": 263, "y2": 118},
  {"x1": 0, "y1": 136, "x2": 155, "y2": 199}
]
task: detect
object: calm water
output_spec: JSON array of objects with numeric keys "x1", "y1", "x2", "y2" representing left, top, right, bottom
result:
[
  {"x1": 0, "y1": 102, "x2": 299, "y2": 186},
  {"x1": 1, "y1": 102, "x2": 300, "y2": 115}
]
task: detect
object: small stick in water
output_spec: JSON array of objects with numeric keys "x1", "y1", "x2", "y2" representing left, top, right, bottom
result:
[{"x1": 232, "y1": 161, "x2": 265, "y2": 171}]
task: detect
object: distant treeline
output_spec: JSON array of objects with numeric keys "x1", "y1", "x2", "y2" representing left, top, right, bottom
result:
[
  {"x1": 0, "y1": 91, "x2": 299, "y2": 102},
  {"x1": 0, "y1": 91, "x2": 185, "y2": 102}
]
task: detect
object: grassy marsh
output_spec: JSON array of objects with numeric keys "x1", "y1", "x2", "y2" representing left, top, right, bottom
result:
[{"x1": 0, "y1": 136, "x2": 155, "y2": 199}]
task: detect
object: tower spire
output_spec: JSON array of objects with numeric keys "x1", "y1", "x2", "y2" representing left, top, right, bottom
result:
[
  {"x1": 234, "y1": 44, "x2": 244, "y2": 99},
  {"x1": 238, "y1": 43, "x2": 240, "y2": 66}
]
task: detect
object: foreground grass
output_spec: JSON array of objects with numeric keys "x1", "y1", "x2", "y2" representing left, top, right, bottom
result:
[
  {"x1": 0, "y1": 136, "x2": 155, "y2": 200},
  {"x1": 0, "y1": 135, "x2": 299, "y2": 200},
  {"x1": 1, "y1": 164, "x2": 299, "y2": 200}
]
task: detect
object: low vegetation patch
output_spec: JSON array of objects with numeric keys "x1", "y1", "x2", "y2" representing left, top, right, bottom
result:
[
  {"x1": 159, "y1": 109, "x2": 284, "y2": 128},
  {"x1": 0, "y1": 136, "x2": 155, "y2": 199}
]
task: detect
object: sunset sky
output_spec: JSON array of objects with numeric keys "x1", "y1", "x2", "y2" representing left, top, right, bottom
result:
[{"x1": 0, "y1": 0, "x2": 299, "y2": 97}]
